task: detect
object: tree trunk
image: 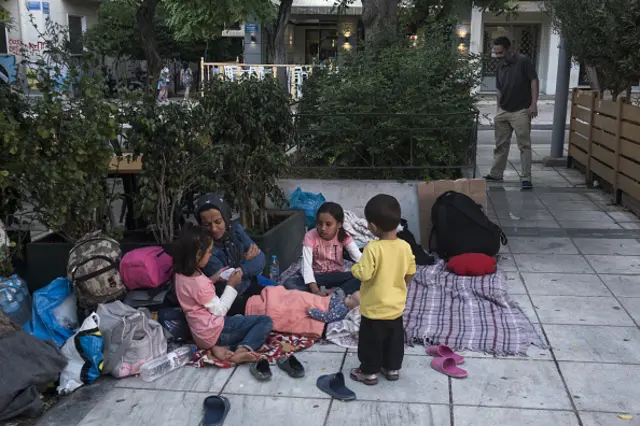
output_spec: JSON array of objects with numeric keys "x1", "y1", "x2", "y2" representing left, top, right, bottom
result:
[
  {"x1": 361, "y1": 0, "x2": 399, "y2": 47},
  {"x1": 137, "y1": 0, "x2": 162, "y2": 90},
  {"x1": 266, "y1": 0, "x2": 293, "y2": 89}
]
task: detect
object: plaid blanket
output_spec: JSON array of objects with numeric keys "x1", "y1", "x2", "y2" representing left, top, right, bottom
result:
[
  {"x1": 403, "y1": 261, "x2": 546, "y2": 356},
  {"x1": 188, "y1": 332, "x2": 315, "y2": 369}
]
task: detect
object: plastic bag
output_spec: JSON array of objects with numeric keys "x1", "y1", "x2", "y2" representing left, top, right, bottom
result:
[
  {"x1": 25, "y1": 278, "x2": 77, "y2": 347},
  {"x1": 57, "y1": 312, "x2": 104, "y2": 395},
  {"x1": 0, "y1": 274, "x2": 32, "y2": 326},
  {"x1": 288, "y1": 187, "x2": 326, "y2": 229},
  {"x1": 157, "y1": 307, "x2": 191, "y2": 343}
]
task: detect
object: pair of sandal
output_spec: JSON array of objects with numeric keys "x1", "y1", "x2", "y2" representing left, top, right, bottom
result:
[
  {"x1": 250, "y1": 355, "x2": 305, "y2": 381},
  {"x1": 427, "y1": 344, "x2": 468, "y2": 378}
]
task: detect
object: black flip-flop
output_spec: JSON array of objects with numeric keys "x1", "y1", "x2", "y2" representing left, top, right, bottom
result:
[
  {"x1": 277, "y1": 355, "x2": 305, "y2": 378},
  {"x1": 250, "y1": 358, "x2": 273, "y2": 381},
  {"x1": 202, "y1": 395, "x2": 230, "y2": 426},
  {"x1": 316, "y1": 372, "x2": 356, "y2": 401}
]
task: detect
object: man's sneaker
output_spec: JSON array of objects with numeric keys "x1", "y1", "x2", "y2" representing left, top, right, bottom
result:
[
  {"x1": 521, "y1": 180, "x2": 533, "y2": 190},
  {"x1": 381, "y1": 368, "x2": 400, "y2": 381},
  {"x1": 350, "y1": 368, "x2": 378, "y2": 385},
  {"x1": 484, "y1": 174, "x2": 504, "y2": 182}
]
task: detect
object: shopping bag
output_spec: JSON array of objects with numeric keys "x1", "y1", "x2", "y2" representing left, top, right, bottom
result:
[
  {"x1": 417, "y1": 178, "x2": 487, "y2": 246},
  {"x1": 57, "y1": 312, "x2": 104, "y2": 395}
]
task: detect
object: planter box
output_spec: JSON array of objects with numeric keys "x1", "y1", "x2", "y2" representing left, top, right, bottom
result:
[
  {"x1": 25, "y1": 231, "x2": 169, "y2": 293},
  {"x1": 251, "y1": 210, "x2": 305, "y2": 275}
]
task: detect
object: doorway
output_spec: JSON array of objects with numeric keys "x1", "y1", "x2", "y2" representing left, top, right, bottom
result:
[
  {"x1": 482, "y1": 24, "x2": 541, "y2": 91},
  {"x1": 305, "y1": 29, "x2": 338, "y2": 64}
]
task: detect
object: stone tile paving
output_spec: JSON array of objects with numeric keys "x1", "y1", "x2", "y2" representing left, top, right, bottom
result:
[{"x1": 35, "y1": 133, "x2": 640, "y2": 426}]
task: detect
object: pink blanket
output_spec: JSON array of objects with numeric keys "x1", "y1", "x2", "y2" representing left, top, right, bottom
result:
[{"x1": 245, "y1": 286, "x2": 330, "y2": 338}]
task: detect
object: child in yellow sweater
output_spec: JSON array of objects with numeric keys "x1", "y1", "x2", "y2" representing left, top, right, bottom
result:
[{"x1": 350, "y1": 194, "x2": 416, "y2": 385}]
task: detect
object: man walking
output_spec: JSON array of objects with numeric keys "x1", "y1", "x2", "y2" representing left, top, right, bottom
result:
[{"x1": 484, "y1": 36, "x2": 539, "y2": 189}]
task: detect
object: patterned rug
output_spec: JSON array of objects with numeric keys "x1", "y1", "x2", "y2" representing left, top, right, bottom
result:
[
  {"x1": 403, "y1": 261, "x2": 547, "y2": 356},
  {"x1": 188, "y1": 332, "x2": 315, "y2": 369}
]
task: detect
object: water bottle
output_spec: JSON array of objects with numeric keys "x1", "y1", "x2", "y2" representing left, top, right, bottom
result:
[
  {"x1": 0, "y1": 287, "x2": 20, "y2": 315},
  {"x1": 269, "y1": 255, "x2": 280, "y2": 283},
  {"x1": 139, "y1": 345, "x2": 195, "y2": 382}
]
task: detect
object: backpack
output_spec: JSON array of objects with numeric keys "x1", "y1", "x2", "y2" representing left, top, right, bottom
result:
[
  {"x1": 429, "y1": 191, "x2": 507, "y2": 260},
  {"x1": 96, "y1": 301, "x2": 167, "y2": 378},
  {"x1": 397, "y1": 218, "x2": 435, "y2": 266},
  {"x1": 67, "y1": 231, "x2": 126, "y2": 309},
  {"x1": 120, "y1": 246, "x2": 173, "y2": 290}
]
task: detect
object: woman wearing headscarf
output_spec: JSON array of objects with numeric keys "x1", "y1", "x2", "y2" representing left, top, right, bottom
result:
[{"x1": 194, "y1": 193, "x2": 266, "y2": 316}]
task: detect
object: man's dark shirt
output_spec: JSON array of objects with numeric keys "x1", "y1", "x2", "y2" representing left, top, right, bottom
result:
[{"x1": 496, "y1": 52, "x2": 538, "y2": 113}]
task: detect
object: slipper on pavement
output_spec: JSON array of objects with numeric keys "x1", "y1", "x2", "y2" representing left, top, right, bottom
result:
[
  {"x1": 202, "y1": 395, "x2": 230, "y2": 426},
  {"x1": 277, "y1": 355, "x2": 305, "y2": 378},
  {"x1": 250, "y1": 358, "x2": 273, "y2": 381},
  {"x1": 316, "y1": 372, "x2": 357, "y2": 401},
  {"x1": 426, "y1": 344, "x2": 465, "y2": 364},
  {"x1": 431, "y1": 357, "x2": 468, "y2": 379}
]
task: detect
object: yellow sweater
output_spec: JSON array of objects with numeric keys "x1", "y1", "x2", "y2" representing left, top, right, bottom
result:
[{"x1": 351, "y1": 239, "x2": 417, "y2": 320}]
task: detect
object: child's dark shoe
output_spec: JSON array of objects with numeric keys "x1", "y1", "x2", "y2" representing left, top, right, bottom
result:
[
  {"x1": 381, "y1": 368, "x2": 400, "y2": 381},
  {"x1": 350, "y1": 368, "x2": 378, "y2": 385}
]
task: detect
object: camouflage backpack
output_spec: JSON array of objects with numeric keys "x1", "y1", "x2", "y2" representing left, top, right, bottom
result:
[{"x1": 67, "y1": 231, "x2": 126, "y2": 309}]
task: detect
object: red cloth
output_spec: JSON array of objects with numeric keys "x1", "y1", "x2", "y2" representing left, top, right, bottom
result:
[{"x1": 446, "y1": 253, "x2": 496, "y2": 276}]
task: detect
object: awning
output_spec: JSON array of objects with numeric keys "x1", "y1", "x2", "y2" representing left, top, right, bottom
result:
[{"x1": 291, "y1": 0, "x2": 362, "y2": 15}]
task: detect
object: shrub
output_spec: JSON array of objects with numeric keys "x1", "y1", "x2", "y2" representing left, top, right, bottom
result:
[
  {"x1": 125, "y1": 98, "x2": 220, "y2": 243},
  {"x1": 296, "y1": 22, "x2": 482, "y2": 180},
  {"x1": 13, "y1": 21, "x2": 117, "y2": 242},
  {"x1": 199, "y1": 76, "x2": 294, "y2": 231}
]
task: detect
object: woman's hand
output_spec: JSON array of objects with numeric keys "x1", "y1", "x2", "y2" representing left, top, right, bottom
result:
[
  {"x1": 245, "y1": 244, "x2": 261, "y2": 260},
  {"x1": 227, "y1": 269, "x2": 244, "y2": 288},
  {"x1": 209, "y1": 267, "x2": 229, "y2": 283}
]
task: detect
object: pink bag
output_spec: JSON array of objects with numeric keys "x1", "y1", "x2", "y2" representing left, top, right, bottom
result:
[{"x1": 120, "y1": 247, "x2": 173, "y2": 290}]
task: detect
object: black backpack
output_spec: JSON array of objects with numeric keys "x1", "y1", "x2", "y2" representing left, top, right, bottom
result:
[{"x1": 429, "y1": 191, "x2": 507, "y2": 260}]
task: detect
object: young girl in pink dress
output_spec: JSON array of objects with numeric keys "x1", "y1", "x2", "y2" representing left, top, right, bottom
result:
[
  {"x1": 174, "y1": 225, "x2": 272, "y2": 364},
  {"x1": 283, "y1": 202, "x2": 362, "y2": 295}
]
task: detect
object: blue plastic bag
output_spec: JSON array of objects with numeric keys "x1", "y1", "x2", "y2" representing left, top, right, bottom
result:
[
  {"x1": 25, "y1": 278, "x2": 78, "y2": 347},
  {"x1": 288, "y1": 187, "x2": 326, "y2": 229}
]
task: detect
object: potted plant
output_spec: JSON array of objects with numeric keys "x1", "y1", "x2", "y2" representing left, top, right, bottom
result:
[
  {"x1": 15, "y1": 22, "x2": 119, "y2": 291},
  {"x1": 200, "y1": 77, "x2": 305, "y2": 272}
]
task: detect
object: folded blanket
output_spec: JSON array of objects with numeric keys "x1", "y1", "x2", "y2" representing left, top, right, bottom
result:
[
  {"x1": 188, "y1": 332, "x2": 315, "y2": 368},
  {"x1": 326, "y1": 308, "x2": 361, "y2": 349},
  {"x1": 403, "y1": 261, "x2": 547, "y2": 356}
]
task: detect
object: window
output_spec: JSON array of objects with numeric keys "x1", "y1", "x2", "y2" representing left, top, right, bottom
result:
[
  {"x1": 0, "y1": 24, "x2": 8, "y2": 55},
  {"x1": 68, "y1": 15, "x2": 85, "y2": 55}
]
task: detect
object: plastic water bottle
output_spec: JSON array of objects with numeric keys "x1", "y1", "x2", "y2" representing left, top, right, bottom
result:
[
  {"x1": 269, "y1": 255, "x2": 280, "y2": 283},
  {"x1": 139, "y1": 346, "x2": 195, "y2": 382},
  {"x1": 0, "y1": 287, "x2": 20, "y2": 315}
]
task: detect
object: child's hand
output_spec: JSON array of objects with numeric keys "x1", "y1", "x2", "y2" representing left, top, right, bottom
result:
[
  {"x1": 227, "y1": 269, "x2": 244, "y2": 288},
  {"x1": 210, "y1": 267, "x2": 230, "y2": 283}
]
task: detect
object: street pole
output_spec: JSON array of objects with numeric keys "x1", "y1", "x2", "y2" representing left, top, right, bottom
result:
[{"x1": 550, "y1": 34, "x2": 572, "y2": 159}]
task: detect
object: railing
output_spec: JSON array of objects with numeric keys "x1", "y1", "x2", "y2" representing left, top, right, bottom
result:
[
  {"x1": 288, "y1": 112, "x2": 479, "y2": 180},
  {"x1": 568, "y1": 89, "x2": 640, "y2": 204},
  {"x1": 199, "y1": 59, "x2": 319, "y2": 100}
]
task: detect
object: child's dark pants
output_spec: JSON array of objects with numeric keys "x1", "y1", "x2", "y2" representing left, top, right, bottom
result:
[{"x1": 358, "y1": 315, "x2": 404, "y2": 375}]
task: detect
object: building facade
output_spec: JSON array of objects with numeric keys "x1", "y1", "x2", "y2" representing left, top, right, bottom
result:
[
  {"x1": 235, "y1": 0, "x2": 580, "y2": 96},
  {"x1": 0, "y1": 0, "x2": 99, "y2": 83}
]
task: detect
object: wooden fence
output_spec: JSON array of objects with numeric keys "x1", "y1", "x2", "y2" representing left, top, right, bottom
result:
[{"x1": 568, "y1": 89, "x2": 640, "y2": 204}]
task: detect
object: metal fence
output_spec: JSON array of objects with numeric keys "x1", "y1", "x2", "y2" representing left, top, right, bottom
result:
[{"x1": 288, "y1": 112, "x2": 479, "y2": 180}]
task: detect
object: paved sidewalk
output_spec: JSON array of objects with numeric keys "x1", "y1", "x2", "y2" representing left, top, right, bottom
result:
[
  {"x1": 477, "y1": 100, "x2": 570, "y2": 129},
  {"x1": 34, "y1": 131, "x2": 640, "y2": 426}
]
